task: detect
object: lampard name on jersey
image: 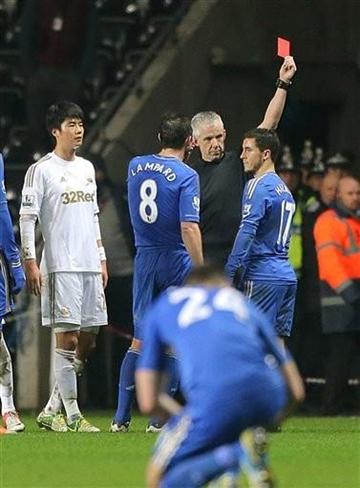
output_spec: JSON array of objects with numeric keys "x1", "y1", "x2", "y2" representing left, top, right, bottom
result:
[{"x1": 130, "y1": 162, "x2": 177, "y2": 182}]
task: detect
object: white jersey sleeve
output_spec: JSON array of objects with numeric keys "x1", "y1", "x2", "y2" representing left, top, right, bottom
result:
[
  {"x1": 20, "y1": 159, "x2": 46, "y2": 216},
  {"x1": 91, "y1": 165, "x2": 100, "y2": 216}
]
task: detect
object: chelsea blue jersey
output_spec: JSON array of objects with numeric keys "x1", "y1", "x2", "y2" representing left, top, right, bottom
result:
[
  {"x1": 0, "y1": 154, "x2": 25, "y2": 318},
  {"x1": 226, "y1": 172, "x2": 297, "y2": 283},
  {"x1": 139, "y1": 285, "x2": 287, "y2": 409},
  {"x1": 128, "y1": 154, "x2": 200, "y2": 249},
  {"x1": 0, "y1": 154, "x2": 7, "y2": 206}
]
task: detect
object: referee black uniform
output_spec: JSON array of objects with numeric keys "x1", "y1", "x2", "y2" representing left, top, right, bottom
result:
[{"x1": 192, "y1": 150, "x2": 246, "y2": 267}]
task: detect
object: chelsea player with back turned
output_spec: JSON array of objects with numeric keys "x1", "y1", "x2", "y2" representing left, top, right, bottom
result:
[
  {"x1": 226, "y1": 128, "x2": 297, "y2": 343},
  {"x1": 136, "y1": 266, "x2": 304, "y2": 487},
  {"x1": 111, "y1": 113, "x2": 203, "y2": 432}
]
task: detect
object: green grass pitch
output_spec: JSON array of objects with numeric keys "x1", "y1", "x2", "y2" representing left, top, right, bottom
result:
[{"x1": 1, "y1": 414, "x2": 359, "y2": 487}]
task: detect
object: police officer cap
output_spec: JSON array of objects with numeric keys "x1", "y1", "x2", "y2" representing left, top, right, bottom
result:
[
  {"x1": 277, "y1": 160, "x2": 299, "y2": 172},
  {"x1": 309, "y1": 161, "x2": 326, "y2": 176},
  {"x1": 326, "y1": 152, "x2": 349, "y2": 166}
]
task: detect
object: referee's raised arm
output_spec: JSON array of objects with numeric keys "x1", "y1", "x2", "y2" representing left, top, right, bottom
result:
[{"x1": 258, "y1": 56, "x2": 297, "y2": 130}]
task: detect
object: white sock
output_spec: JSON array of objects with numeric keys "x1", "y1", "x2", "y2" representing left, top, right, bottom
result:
[
  {"x1": 44, "y1": 356, "x2": 85, "y2": 414},
  {"x1": 0, "y1": 333, "x2": 16, "y2": 415},
  {"x1": 44, "y1": 383, "x2": 63, "y2": 414},
  {"x1": 55, "y1": 348, "x2": 81, "y2": 420}
]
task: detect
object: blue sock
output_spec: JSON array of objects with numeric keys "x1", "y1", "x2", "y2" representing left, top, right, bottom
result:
[
  {"x1": 149, "y1": 354, "x2": 179, "y2": 426},
  {"x1": 114, "y1": 349, "x2": 139, "y2": 424},
  {"x1": 161, "y1": 442, "x2": 241, "y2": 488}
]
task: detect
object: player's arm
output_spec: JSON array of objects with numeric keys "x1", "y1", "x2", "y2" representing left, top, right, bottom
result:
[
  {"x1": 19, "y1": 164, "x2": 43, "y2": 296},
  {"x1": 278, "y1": 357, "x2": 306, "y2": 421},
  {"x1": 158, "y1": 392, "x2": 182, "y2": 415},
  {"x1": 93, "y1": 165, "x2": 108, "y2": 288},
  {"x1": 225, "y1": 221, "x2": 255, "y2": 286},
  {"x1": 94, "y1": 214, "x2": 108, "y2": 289},
  {"x1": 136, "y1": 303, "x2": 178, "y2": 419},
  {"x1": 181, "y1": 221, "x2": 203, "y2": 266},
  {"x1": 0, "y1": 156, "x2": 25, "y2": 295},
  {"x1": 257, "y1": 56, "x2": 297, "y2": 130},
  {"x1": 0, "y1": 205, "x2": 25, "y2": 295},
  {"x1": 136, "y1": 369, "x2": 181, "y2": 422},
  {"x1": 136, "y1": 369, "x2": 162, "y2": 416},
  {"x1": 225, "y1": 183, "x2": 268, "y2": 285},
  {"x1": 20, "y1": 214, "x2": 41, "y2": 295},
  {"x1": 254, "y1": 310, "x2": 305, "y2": 419},
  {"x1": 179, "y1": 173, "x2": 203, "y2": 266},
  {"x1": 137, "y1": 369, "x2": 181, "y2": 421}
]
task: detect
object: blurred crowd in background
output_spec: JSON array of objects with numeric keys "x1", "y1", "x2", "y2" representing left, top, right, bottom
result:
[{"x1": 0, "y1": 0, "x2": 187, "y2": 165}]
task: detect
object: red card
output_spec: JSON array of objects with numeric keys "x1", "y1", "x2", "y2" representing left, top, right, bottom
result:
[{"x1": 277, "y1": 37, "x2": 290, "y2": 58}]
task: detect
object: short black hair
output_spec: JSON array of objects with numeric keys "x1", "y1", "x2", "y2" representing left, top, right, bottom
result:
[
  {"x1": 158, "y1": 112, "x2": 192, "y2": 149},
  {"x1": 243, "y1": 128, "x2": 281, "y2": 162},
  {"x1": 185, "y1": 264, "x2": 227, "y2": 285},
  {"x1": 46, "y1": 101, "x2": 84, "y2": 135}
]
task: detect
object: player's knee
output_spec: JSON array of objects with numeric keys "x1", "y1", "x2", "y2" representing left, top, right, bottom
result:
[
  {"x1": 56, "y1": 331, "x2": 79, "y2": 351},
  {"x1": 65, "y1": 335, "x2": 78, "y2": 351},
  {"x1": 146, "y1": 461, "x2": 163, "y2": 488}
]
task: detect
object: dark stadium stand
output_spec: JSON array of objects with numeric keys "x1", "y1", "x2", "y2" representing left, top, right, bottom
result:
[{"x1": 0, "y1": 0, "x2": 189, "y2": 173}]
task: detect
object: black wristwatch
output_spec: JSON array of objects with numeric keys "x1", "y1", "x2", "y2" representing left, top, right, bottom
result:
[{"x1": 276, "y1": 78, "x2": 292, "y2": 91}]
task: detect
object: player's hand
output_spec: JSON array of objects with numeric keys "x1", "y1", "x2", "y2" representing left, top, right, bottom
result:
[
  {"x1": 10, "y1": 261, "x2": 26, "y2": 295},
  {"x1": 24, "y1": 259, "x2": 42, "y2": 296},
  {"x1": 184, "y1": 135, "x2": 196, "y2": 162},
  {"x1": 232, "y1": 265, "x2": 245, "y2": 290},
  {"x1": 158, "y1": 393, "x2": 183, "y2": 415},
  {"x1": 101, "y1": 261, "x2": 108, "y2": 289},
  {"x1": 279, "y1": 56, "x2": 297, "y2": 82}
]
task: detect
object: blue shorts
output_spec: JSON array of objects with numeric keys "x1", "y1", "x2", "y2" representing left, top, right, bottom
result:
[
  {"x1": 152, "y1": 365, "x2": 287, "y2": 474},
  {"x1": 243, "y1": 281, "x2": 296, "y2": 336},
  {"x1": 133, "y1": 248, "x2": 192, "y2": 340}
]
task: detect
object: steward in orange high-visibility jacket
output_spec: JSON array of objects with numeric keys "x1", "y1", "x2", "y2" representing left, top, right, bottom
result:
[{"x1": 314, "y1": 205, "x2": 360, "y2": 334}]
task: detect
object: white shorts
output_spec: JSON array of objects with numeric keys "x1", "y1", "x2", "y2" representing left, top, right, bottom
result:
[{"x1": 41, "y1": 272, "x2": 107, "y2": 328}]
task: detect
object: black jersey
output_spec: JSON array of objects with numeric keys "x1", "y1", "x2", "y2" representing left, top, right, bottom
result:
[{"x1": 192, "y1": 151, "x2": 246, "y2": 264}]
